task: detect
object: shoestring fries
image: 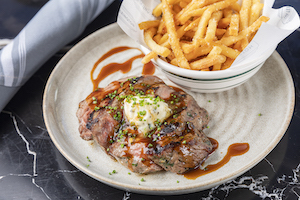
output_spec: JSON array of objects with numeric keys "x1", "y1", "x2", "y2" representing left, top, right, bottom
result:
[{"x1": 139, "y1": 0, "x2": 269, "y2": 71}]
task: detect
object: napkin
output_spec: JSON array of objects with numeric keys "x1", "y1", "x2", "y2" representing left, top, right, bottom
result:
[
  {"x1": 0, "y1": 0, "x2": 114, "y2": 112},
  {"x1": 117, "y1": 0, "x2": 300, "y2": 68}
]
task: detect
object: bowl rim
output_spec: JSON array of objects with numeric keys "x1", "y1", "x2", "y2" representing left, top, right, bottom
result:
[
  {"x1": 162, "y1": 62, "x2": 264, "y2": 82},
  {"x1": 140, "y1": 45, "x2": 276, "y2": 80}
]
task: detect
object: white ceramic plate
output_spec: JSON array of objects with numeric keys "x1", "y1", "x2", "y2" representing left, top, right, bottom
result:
[{"x1": 43, "y1": 23, "x2": 295, "y2": 195}]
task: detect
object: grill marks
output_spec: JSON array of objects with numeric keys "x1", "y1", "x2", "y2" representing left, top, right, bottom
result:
[{"x1": 76, "y1": 75, "x2": 213, "y2": 174}]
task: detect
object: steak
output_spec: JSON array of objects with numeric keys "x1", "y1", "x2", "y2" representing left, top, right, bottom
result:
[{"x1": 76, "y1": 75, "x2": 213, "y2": 174}]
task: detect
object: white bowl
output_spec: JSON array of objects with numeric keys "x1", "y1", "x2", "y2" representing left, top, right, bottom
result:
[
  {"x1": 162, "y1": 62, "x2": 264, "y2": 93},
  {"x1": 140, "y1": 45, "x2": 276, "y2": 93}
]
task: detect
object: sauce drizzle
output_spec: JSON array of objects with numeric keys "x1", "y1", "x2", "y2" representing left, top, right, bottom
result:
[
  {"x1": 184, "y1": 143, "x2": 250, "y2": 179},
  {"x1": 142, "y1": 61, "x2": 156, "y2": 75},
  {"x1": 91, "y1": 46, "x2": 155, "y2": 90},
  {"x1": 209, "y1": 137, "x2": 219, "y2": 152}
]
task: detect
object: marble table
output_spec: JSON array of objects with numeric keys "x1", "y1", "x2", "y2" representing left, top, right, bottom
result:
[{"x1": 0, "y1": 0, "x2": 300, "y2": 199}]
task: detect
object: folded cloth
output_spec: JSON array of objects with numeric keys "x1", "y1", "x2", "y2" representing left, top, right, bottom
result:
[{"x1": 0, "y1": 0, "x2": 114, "y2": 112}]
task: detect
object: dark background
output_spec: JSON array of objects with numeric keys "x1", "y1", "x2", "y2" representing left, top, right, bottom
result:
[{"x1": 0, "y1": 0, "x2": 300, "y2": 199}]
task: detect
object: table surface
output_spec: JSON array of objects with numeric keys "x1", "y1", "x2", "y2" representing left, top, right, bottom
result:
[{"x1": 0, "y1": 0, "x2": 300, "y2": 199}]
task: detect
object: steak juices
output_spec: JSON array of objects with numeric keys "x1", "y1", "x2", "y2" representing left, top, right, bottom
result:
[{"x1": 76, "y1": 75, "x2": 213, "y2": 174}]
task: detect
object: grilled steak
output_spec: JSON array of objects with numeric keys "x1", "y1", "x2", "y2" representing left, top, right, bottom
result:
[{"x1": 76, "y1": 75, "x2": 213, "y2": 174}]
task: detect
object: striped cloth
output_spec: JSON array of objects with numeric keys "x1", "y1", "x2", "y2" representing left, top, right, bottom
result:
[{"x1": 0, "y1": 0, "x2": 114, "y2": 112}]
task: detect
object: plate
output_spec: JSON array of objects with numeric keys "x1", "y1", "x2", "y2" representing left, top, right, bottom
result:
[{"x1": 43, "y1": 23, "x2": 294, "y2": 195}]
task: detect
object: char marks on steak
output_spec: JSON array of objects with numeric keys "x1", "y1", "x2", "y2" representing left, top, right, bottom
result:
[{"x1": 76, "y1": 75, "x2": 213, "y2": 174}]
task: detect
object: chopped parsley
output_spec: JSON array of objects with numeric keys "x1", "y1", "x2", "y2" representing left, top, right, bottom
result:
[
  {"x1": 86, "y1": 156, "x2": 91, "y2": 162},
  {"x1": 148, "y1": 143, "x2": 153, "y2": 148},
  {"x1": 109, "y1": 170, "x2": 117, "y2": 175}
]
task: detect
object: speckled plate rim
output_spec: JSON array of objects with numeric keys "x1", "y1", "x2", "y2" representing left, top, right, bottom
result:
[{"x1": 43, "y1": 23, "x2": 295, "y2": 195}]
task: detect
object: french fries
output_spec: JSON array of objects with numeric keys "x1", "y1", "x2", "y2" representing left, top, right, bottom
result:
[
  {"x1": 144, "y1": 27, "x2": 171, "y2": 57},
  {"x1": 161, "y1": 0, "x2": 190, "y2": 69},
  {"x1": 139, "y1": 0, "x2": 269, "y2": 71}
]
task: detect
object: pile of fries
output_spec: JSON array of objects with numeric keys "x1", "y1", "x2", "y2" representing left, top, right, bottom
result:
[{"x1": 138, "y1": 0, "x2": 269, "y2": 71}]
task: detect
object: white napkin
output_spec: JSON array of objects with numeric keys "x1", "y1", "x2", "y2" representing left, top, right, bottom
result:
[{"x1": 0, "y1": 0, "x2": 114, "y2": 112}]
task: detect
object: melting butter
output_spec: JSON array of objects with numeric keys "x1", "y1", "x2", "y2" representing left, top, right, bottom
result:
[{"x1": 124, "y1": 96, "x2": 172, "y2": 135}]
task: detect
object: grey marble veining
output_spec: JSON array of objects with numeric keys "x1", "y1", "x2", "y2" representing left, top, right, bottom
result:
[{"x1": 1, "y1": 107, "x2": 300, "y2": 200}]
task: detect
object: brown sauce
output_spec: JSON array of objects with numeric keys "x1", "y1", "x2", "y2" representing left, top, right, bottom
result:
[
  {"x1": 169, "y1": 86, "x2": 185, "y2": 93},
  {"x1": 209, "y1": 137, "x2": 219, "y2": 152},
  {"x1": 91, "y1": 46, "x2": 155, "y2": 90},
  {"x1": 184, "y1": 143, "x2": 250, "y2": 179},
  {"x1": 85, "y1": 82, "x2": 120, "y2": 109},
  {"x1": 142, "y1": 61, "x2": 156, "y2": 75}
]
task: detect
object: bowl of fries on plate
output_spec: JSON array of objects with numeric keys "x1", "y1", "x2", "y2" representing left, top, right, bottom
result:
[{"x1": 137, "y1": 0, "x2": 275, "y2": 93}]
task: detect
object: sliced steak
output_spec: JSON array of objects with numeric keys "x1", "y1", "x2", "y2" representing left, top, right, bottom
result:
[
  {"x1": 149, "y1": 130, "x2": 212, "y2": 173},
  {"x1": 109, "y1": 139, "x2": 163, "y2": 174},
  {"x1": 76, "y1": 100, "x2": 94, "y2": 140},
  {"x1": 76, "y1": 79, "x2": 122, "y2": 141},
  {"x1": 76, "y1": 75, "x2": 213, "y2": 174}
]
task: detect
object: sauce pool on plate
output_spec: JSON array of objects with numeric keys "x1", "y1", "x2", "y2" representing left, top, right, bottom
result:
[
  {"x1": 91, "y1": 46, "x2": 155, "y2": 90},
  {"x1": 184, "y1": 143, "x2": 250, "y2": 179}
]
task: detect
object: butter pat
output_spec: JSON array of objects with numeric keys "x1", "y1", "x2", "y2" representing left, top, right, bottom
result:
[{"x1": 124, "y1": 96, "x2": 172, "y2": 135}]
